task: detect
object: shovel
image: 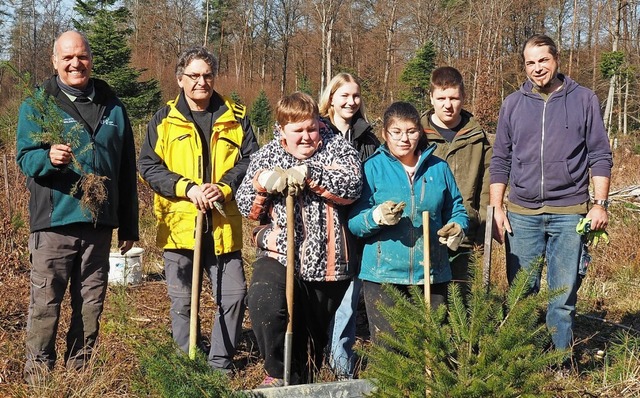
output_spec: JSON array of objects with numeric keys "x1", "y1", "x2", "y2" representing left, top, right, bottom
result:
[
  {"x1": 482, "y1": 206, "x2": 494, "y2": 292},
  {"x1": 283, "y1": 191, "x2": 296, "y2": 385},
  {"x1": 189, "y1": 211, "x2": 205, "y2": 359}
]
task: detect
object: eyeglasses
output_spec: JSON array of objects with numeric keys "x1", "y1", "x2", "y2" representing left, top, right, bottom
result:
[
  {"x1": 386, "y1": 129, "x2": 421, "y2": 141},
  {"x1": 183, "y1": 73, "x2": 215, "y2": 82}
]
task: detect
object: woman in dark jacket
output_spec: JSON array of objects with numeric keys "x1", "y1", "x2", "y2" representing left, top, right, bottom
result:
[{"x1": 319, "y1": 73, "x2": 380, "y2": 379}]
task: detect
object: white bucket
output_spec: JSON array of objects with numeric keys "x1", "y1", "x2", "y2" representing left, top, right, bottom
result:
[{"x1": 108, "y1": 247, "x2": 144, "y2": 285}]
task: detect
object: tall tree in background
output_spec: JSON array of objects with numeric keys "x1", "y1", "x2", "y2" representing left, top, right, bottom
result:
[
  {"x1": 73, "y1": 0, "x2": 160, "y2": 120},
  {"x1": 399, "y1": 41, "x2": 436, "y2": 111},
  {"x1": 312, "y1": 0, "x2": 343, "y2": 91},
  {"x1": 273, "y1": 0, "x2": 304, "y2": 95},
  {"x1": 7, "y1": 0, "x2": 69, "y2": 83}
]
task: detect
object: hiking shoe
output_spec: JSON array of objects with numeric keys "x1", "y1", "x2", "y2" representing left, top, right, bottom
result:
[{"x1": 257, "y1": 375, "x2": 284, "y2": 388}]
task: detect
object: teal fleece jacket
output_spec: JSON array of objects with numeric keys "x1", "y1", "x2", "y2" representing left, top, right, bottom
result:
[
  {"x1": 349, "y1": 144, "x2": 469, "y2": 285},
  {"x1": 16, "y1": 76, "x2": 139, "y2": 241}
]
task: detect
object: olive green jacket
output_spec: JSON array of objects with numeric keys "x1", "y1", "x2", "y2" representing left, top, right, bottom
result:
[{"x1": 422, "y1": 110, "x2": 492, "y2": 248}]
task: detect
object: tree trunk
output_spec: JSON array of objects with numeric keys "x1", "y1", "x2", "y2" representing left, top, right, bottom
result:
[
  {"x1": 623, "y1": 73, "x2": 629, "y2": 135},
  {"x1": 603, "y1": 0, "x2": 623, "y2": 135},
  {"x1": 568, "y1": 0, "x2": 578, "y2": 76},
  {"x1": 382, "y1": 0, "x2": 398, "y2": 104},
  {"x1": 203, "y1": 0, "x2": 210, "y2": 47}
]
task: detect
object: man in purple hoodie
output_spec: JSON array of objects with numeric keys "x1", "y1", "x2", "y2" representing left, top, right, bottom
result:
[{"x1": 489, "y1": 34, "x2": 612, "y2": 352}]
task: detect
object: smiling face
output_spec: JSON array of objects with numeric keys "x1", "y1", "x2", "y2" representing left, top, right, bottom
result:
[
  {"x1": 523, "y1": 44, "x2": 560, "y2": 93},
  {"x1": 385, "y1": 118, "x2": 421, "y2": 165},
  {"x1": 280, "y1": 118, "x2": 322, "y2": 160},
  {"x1": 52, "y1": 31, "x2": 92, "y2": 89},
  {"x1": 331, "y1": 82, "x2": 361, "y2": 125},
  {"x1": 430, "y1": 86, "x2": 464, "y2": 129},
  {"x1": 177, "y1": 59, "x2": 215, "y2": 110}
]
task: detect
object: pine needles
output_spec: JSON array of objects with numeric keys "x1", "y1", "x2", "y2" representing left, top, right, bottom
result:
[
  {"x1": 361, "y1": 261, "x2": 567, "y2": 398},
  {"x1": 136, "y1": 340, "x2": 244, "y2": 398},
  {"x1": 7, "y1": 62, "x2": 109, "y2": 221}
]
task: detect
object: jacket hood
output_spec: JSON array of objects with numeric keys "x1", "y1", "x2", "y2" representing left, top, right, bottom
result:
[
  {"x1": 519, "y1": 73, "x2": 578, "y2": 96},
  {"x1": 520, "y1": 73, "x2": 578, "y2": 130}
]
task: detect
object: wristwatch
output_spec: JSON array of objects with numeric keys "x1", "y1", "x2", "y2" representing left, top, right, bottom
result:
[{"x1": 592, "y1": 199, "x2": 610, "y2": 210}]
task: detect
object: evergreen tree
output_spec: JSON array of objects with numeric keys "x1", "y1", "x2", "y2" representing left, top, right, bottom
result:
[
  {"x1": 229, "y1": 90, "x2": 242, "y2": 104},
  {"x1": 361, "y1": 260, "x2": 567, "y2": 397},
  {"x1": 399, "y1": 41, "x2": 437, "y2": 111},
  {"x1": 249, "y1": 89, "x2": 272, "y2": 141},
  {"x1": 296, "y1": 73, "x2": 313, "y2": 95},
  {"x1": 73, "y1": 0, "x2": 160, "y2": 120}
]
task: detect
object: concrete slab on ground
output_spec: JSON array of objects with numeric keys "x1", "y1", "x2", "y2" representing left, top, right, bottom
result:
[{"x1": 244, "y1": 379, "x2": 375, "y2": 397}]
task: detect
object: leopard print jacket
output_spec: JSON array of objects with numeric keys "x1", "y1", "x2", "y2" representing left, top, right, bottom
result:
[{"x1": 236, "y1": 125, "x2": 362, "y2": 282}]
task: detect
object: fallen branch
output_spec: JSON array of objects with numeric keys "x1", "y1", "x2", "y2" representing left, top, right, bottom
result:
[{"x1": 577, "y1": 313, "x2": 640, "y2": 334}]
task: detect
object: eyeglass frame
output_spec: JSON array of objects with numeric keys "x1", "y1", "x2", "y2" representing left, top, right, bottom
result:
[
  {"x1": 182, "y1": 72, "x2": 215, "y2": 82},
  {"x1": 385, "y1": 129, "x2": 421, "y2": 141}
]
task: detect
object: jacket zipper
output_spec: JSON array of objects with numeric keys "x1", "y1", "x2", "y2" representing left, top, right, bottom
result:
[
  {"x1": 540, "y1": 102, "x2": 546, "y2": 200},
  {"x1": 409, "y1": 179, "x2": 416, "y2": 285}
]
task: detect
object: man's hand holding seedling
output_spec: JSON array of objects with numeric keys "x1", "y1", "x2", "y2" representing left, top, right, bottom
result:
[{"x1": 49, "y1": 143, "x2": 72, "y2": 166}]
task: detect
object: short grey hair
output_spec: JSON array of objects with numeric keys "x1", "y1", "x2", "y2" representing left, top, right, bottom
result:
[
  {"x1": 52, "y1": 30, "x2": 92, "y2": 60},
  {"x1": 175, "y1": 47, "x2": 218, "y2": 78}
]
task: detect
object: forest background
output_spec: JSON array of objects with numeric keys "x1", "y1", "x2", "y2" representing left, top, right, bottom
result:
[
  {"x1": 0, "y1": 0, "x2": 639, "y2": 396},
  {"x1": 0, "y1": 0, "x2": 638, "y2": 135}
]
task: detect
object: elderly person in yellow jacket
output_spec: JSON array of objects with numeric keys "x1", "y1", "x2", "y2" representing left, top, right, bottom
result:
[{"x1": 138, "y1": 46, "x2": 259, "y2": 373}]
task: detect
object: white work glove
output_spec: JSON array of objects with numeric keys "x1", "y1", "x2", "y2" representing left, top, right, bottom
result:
[
  {"x1": 372, "y1": 201, "x2": 405, "y2": 226},
  {"x1": 285, "y1": 164, "x2": 308, "y2": 196},
  {"x1": 437, "y1": 222, "x2": 465, "y2": 251},
  {"x1": 257, "y1": 167, "x2": 287, "y2": 194}
]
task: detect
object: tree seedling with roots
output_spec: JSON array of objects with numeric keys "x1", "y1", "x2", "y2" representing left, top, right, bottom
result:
[{"x1": 6, "y1": 62, "x2": 109, "y2": 221}]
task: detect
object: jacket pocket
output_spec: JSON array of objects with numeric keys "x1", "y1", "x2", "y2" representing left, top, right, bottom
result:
[
  {"x1": 511, "y1": 159, "x2": 541, "y2": 200},
  {"x1": 542, "y1": 160, "x2": 578, "y2": 198}
]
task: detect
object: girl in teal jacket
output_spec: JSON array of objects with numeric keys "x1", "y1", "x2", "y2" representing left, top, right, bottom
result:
[{"x1": 348, "y1": 102, "x2": 468, "y2": 342}]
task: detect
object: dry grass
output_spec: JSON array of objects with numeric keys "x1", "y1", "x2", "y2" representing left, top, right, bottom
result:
[{"x1": 1, "y1": 139, "x2": 639, "y2": 396}]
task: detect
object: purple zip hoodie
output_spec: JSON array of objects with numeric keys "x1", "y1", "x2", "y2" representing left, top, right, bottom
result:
[{"x1": 490, "y1": 74, "x2": 612, "y2": 209}]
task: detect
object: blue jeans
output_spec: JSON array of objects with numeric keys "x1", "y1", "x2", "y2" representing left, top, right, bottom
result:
[
  {"x1": 505, "y1": 212, "x2": 584, "y2": 350},
  {"x1": 327, "y1": 278, "x2": 361, "y2": 378}
]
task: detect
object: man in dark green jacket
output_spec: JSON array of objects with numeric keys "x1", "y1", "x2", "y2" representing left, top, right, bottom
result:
[
  {"x1": 421, "y1": 66, "x2": 492, "y2": 299},
  {"x1": 16, "y1": 30, "x2": 138, "y2": 383}
]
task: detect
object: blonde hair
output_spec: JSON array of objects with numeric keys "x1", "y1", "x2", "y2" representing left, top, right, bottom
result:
[
  {"x1": 275, "y1": 92, "x2": 319, "y2": 127},
  {"x1": 318, "y1": 73, "x2": 368, "y2": 123}
]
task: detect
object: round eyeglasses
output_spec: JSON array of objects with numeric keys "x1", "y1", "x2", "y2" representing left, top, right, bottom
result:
[{"x1": 386, "y1": 129, "x2": 420, "y2": 141}]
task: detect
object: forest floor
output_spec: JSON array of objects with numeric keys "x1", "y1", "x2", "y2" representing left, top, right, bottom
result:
[{"x1": 0, "y1": 144, "x2": 639, "y2": 397}]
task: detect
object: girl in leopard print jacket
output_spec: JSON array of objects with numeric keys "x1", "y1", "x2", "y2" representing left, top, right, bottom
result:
[{"x1": 236, "y1": 114, "x2": 362, "y2": 283}]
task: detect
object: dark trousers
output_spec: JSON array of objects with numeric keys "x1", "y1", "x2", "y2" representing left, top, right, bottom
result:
[
  {"x1": 24, "y1": 224, "x2": 112, "y2": 378},
  {"x1": 450, "y1": 249, "x2": 472, "y2": 302},
  {"x1": 247, "y1": 256, "x2": 349, "y2": 383},
  {"x1": 362, "y1": 281, "x2": 448, "y2": 344}
]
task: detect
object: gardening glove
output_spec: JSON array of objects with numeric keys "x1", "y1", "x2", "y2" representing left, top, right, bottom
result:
[
  {"x1": 372, "y1": 201, "x2": 406, "y2": 226},
  {"x1": 257, "y1": 167, "x2": 287, "y2": 194},
  {"x1": 437, "y1": 222, "x2": 465, "y2": 251},
  {"x1": 576, "y1": 218, "x2": 610, "y2": 248},
  {"x1": 285, "y1": 164, "x2": 308, "y2": 196}
]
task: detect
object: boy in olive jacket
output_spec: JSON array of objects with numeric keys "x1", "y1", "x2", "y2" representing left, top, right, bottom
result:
[{"x1": 421, "y1": 66, "x2": 492, "y2": 299}]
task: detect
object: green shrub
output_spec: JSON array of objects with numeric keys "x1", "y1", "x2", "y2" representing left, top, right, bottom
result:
[
  {"x1": 137, "y1": 340, "x2": 245, "y2": 398},
  {"x1": 361, "y1": 261, "x2": 566, "y2": 397}
]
